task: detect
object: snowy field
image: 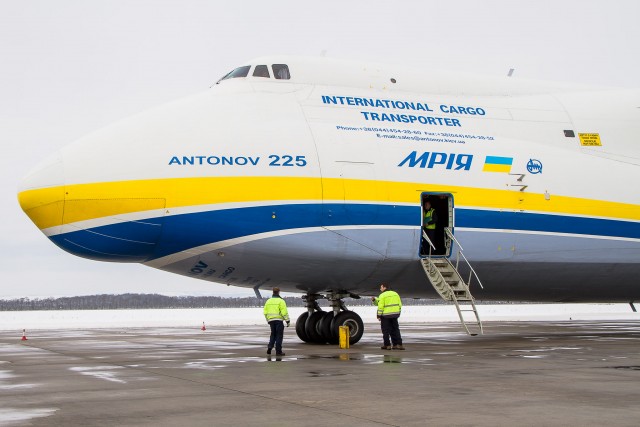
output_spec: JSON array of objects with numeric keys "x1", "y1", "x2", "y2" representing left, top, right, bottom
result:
[{"x1": 1, "y1": 304, "x2": 638, "y2": 331}]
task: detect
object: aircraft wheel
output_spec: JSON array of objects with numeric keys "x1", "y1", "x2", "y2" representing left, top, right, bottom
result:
[
  {"x1": 331, "y1": 310, "x2": 364, "y2": 345},
  {"x1": 319, "y1": 311, "x2": 338, "y2": 344},
  {"x1": 305, "y1": 311, "x2": 326, "y2": 344},
  {"x1": 295, "y1": 312, "x2": 312, "y2": 343}
]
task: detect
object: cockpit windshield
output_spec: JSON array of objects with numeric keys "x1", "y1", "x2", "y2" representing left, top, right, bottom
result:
[
  {"x1": 272, "y1": 64, "x2": 290, "y2": 80},
  {"x1": 217, "y1": 65, "x2": 251, "y2": 83},
  {"x1": 216, "y1": 63, "x2": 291, "y2": 84}
]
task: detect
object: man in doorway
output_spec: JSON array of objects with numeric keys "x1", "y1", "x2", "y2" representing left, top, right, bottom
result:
[
  {"x1": 371, "y1": 283, "x2": 404, "y2": 350},
  {"x1": 423, "y1": 199, "x2": 438, "y2": 255},
  {"x1": 263, "y1": 287, "x2": 290, "y2": 356}
]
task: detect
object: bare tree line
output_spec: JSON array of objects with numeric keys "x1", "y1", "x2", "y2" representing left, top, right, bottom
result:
[{"x1": 0, "y1": 294, "x2": 466, "y2": 311}]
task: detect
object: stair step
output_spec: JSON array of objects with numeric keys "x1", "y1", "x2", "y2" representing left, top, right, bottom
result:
[{"x1": 419, "y1": 255, "x2": 483, "y2": 336}]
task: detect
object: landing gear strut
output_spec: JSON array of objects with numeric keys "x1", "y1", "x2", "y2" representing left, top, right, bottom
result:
[{"x1": 295, "y1": 292, "x2": 365, "y2": 345}]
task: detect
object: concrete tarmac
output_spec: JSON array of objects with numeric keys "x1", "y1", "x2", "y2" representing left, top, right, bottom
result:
[{"x1": 1, "y1": 321, "x2": 639, "y2": 426}]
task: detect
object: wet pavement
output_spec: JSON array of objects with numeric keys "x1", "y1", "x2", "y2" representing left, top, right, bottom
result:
[{"x1": 1, "y1": 321, "x2": 639, "y2": 426}]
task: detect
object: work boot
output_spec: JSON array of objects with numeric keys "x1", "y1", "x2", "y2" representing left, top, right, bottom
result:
[
  {"x1": 392, "y1": 345, "x2": 405, "y2": 350},
  {"x1": 267, "y1": 348, "x2": 272, "y2": 355},
  {"x1": 276, "y1": 352, "x2": 285, "y2": 356},
  {"x1": 381, "y1": 345, "x2": 391, "y2": 350}
]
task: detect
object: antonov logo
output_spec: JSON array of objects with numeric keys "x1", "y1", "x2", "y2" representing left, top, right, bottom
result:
[
  {"x1": 398, "y1": 151, "x2": 473, "y2": 170},
  {"x1": 527, "y1": 159, "x2": 543, "y2": 174}
]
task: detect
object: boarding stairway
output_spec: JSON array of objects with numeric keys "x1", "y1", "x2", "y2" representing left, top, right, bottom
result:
[{"x1": 420, "y1": 228, "x2": 483, "y2": 335}]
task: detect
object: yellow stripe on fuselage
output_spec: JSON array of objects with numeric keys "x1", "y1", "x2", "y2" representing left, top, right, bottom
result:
[{"x1": 17, "y1": 176, "x2": 640, "y2": 230}]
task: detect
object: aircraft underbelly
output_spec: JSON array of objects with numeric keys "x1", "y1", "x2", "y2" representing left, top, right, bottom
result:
[{"x1": 155, "y1": 227, "x2": 640, "y2": 301}]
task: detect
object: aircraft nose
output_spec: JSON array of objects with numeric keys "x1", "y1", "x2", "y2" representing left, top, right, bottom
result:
[
  {"x1": 18, "y1": 151, "x2": 165, "y2": 262},
  {"x1": 18, "y1": 151, "x2": 66, "y2": 233}
]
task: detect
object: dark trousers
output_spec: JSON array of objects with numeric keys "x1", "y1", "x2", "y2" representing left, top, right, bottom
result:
[
  {"x1": 268, "y1": 320, "x2": 284, "y2": 352},
  {"x1": 380, "y1": 317, "x2": 402, "y2": 346}
]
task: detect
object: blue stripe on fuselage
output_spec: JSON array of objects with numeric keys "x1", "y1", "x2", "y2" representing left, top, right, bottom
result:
[
  {"x1": 49, "y1": 204, "x2": 640, "y2": 262},
  {"x1": 456, "y1": 208, "x2": 639, "y2": 238}
]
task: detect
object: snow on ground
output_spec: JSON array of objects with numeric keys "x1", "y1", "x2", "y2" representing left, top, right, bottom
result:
[
  {"x1": 0, "y1": 408, "x2": 57, "y2": 424},
  {"x1": 0, "y1": 304, "x2": 637, "y2": 332}
]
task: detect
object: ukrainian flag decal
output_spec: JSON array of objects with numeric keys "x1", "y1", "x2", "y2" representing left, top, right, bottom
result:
[{"x1": 483, "y1": 156, "x2": 513, "y2": 173}]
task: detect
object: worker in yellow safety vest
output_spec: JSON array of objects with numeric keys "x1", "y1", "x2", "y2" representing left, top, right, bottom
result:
[
  {"x1": 263, "y1": 287, "x2": 290, "y2": 356},
  {"x1": 422, "y1": 199, "x2": 438, "y2": 255},
  {"x1": 371, "y1": 283, "x2": 404, "y2": 350}
]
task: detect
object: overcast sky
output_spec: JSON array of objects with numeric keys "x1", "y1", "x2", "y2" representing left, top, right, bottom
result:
[{"x1": 1, "y1": 0, "x2": 639, "y2": 299}]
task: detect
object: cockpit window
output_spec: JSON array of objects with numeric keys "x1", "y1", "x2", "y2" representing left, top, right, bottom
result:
[
  {"x1": 272, "y1": 64, "x2": 290, "y2": 80},
  {"x1": 253, "y1": 65, "x2": 270, "y2": 78},
  {"x1": 217, "y1": 65, "x2": 251, "y2": 83}
]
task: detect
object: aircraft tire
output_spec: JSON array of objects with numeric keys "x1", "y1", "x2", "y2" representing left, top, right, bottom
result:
[
  {"x1": 304, "y1": 311, "x2": 326, "y2": 344},
  {"x1": 331, "y1": 310, "x2": 364, "y2": 345},
  {"x1": 295, "y1": 312, "x2": 312, "y2": 343},
  {"x1": 319, "y1": 311, "x2": 338, "y2": 344}
]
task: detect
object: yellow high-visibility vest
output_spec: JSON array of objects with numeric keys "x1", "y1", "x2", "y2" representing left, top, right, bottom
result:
[
  {"x1": 424, "y1": 208, "x2": 436, "y2": 230},
  {"x1": 376, "y1": 290, "x2": 402, "y2": 318},
  {"x1": 263, "y1": 297, "x2": 290, "y2": 322}
]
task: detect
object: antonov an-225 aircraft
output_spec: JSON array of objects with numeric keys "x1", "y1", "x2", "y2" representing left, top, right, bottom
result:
[{"x1": 18, "y1": 56, "x2": 640, "y2": 344}]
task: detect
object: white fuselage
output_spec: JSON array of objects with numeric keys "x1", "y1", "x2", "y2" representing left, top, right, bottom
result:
[{"x1": 18, "y1": 56, "x2": 640, "y2": 301}]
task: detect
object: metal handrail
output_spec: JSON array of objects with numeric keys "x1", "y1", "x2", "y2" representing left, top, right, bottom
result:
[
  {"x1": 445, "y1": 227, "x2": 464, "y2": 251},
  {"x1": 445, "y1": 227, "x2": 484, "y2": 290},
  {"x1": 421, "y1": 230, "x2": 436, "y2": 251},
  {"x1": 421, "y1": 230, "x2": 436, "y2": 265}
]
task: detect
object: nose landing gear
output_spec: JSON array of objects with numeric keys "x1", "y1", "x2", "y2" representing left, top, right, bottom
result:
[{"x1": 295, "y1": 292, "x2": 365, "y2": 345}]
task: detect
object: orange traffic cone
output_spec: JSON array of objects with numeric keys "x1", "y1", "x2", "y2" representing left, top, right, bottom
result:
[
  {"x1": 201, "y1": 322, "x2": 206, "y2": 331},
  {"x1": 21, "y1": 329, "x2": 27, "y2": 341}
]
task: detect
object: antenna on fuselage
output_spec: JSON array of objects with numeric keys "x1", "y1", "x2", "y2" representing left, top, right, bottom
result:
[{"x1": 507, "y1": 68, "x2": 515, "y2": 77}]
